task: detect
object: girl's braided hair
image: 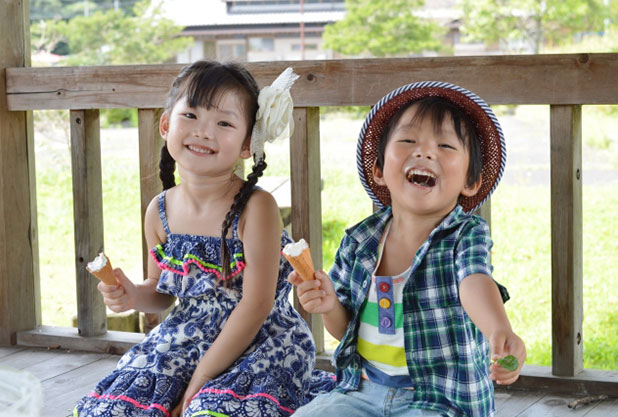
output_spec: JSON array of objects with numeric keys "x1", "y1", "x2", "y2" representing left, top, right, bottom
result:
[{"x1": 159, "y1": 60, "x2": 264, "y2": 284}]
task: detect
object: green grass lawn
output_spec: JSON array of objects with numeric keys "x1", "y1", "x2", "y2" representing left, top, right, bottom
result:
[{"x1": 34, "y1": 110, "x2": 618, "y2": 371}]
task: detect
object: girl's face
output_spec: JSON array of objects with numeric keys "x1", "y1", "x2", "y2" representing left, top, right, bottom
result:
[
  {"x1": 160, "y1": 91, "x2": 252, "y2": 180},
  {"x1": 373, "y1": 104, "x2": 481, "y2": 217}
]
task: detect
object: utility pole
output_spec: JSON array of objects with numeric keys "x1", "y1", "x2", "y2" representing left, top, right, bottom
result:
[{"x1": 300, "y1": 0, "x2": 305, "y2": 60}]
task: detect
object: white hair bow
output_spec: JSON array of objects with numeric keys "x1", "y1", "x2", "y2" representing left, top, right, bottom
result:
[{"x1": 250, "y1": 67, "x2": 300, "y2": 162}]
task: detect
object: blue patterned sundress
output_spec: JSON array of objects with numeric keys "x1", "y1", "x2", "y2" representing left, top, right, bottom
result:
[{"x1": 75, "y1": 190, "x2": 335, "y2": 417}]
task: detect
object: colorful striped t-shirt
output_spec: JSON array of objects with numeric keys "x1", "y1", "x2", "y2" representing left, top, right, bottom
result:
[{"x1": 356, "y1": 220, "x2": 413, "y2": 387}]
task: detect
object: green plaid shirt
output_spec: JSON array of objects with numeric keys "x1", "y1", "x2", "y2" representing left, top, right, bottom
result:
[{"x1": 330, "y1": 205, "x2": 508, "y2": 417}]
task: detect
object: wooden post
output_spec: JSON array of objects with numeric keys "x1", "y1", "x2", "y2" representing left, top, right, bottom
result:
[
  {"x1": 71, "y1": 110, "x2": 107, "y2": 337},
  {"x1": 290, "y1": 107, "x2": 325, "y2": 353},
  {"x1": 550, "y1": 104, "x2": 583, "y2": 376},
  {"x1": 477, "y1": 198, "x2": 491, "y2": 229},
  {"x1": 138, "y1": 108, "x2": 164, "y2": 332},
  {"x1": 0, "y1": 0, "x2": 40, "y2": 345}
]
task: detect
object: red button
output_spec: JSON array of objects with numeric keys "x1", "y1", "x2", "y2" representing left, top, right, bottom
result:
[{"x1": 378, "y1": 282, "x2": 390, "y2": 293}]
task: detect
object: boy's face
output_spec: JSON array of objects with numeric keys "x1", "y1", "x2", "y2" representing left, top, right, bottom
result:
[{"x1": 373, "y1": 104, "x2": 481, "y2": 217}]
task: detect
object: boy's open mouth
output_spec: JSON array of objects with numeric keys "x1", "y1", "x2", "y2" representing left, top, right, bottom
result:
[{"x1": 406, "y1": 169, "x2": 436, "y2": 187}]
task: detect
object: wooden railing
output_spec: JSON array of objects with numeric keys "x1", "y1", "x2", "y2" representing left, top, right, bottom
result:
[{"x1": 2, "y1": 54, "x2": 618, "y2": 395}]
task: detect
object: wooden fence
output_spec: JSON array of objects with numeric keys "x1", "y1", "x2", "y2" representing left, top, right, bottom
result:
[{"x1": 2, "y1": 53, "x2": 618, "y2": 396}]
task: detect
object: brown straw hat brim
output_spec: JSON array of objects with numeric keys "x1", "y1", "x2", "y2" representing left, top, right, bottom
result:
[{"x1": 356, "y1": 81, "x2": 506, "y2": 213}]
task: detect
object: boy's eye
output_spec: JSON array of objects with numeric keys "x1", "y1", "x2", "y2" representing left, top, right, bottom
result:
[
  {"x1": 400, "y1": 138, "x2": 416, "y2": 143},
  {"x1": 439, "y1": 143, "x2": 456, "y2": 150}
]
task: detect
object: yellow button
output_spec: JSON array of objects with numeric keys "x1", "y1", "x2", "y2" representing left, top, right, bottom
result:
[{"x1": 379, "y1": 298, "x2": 391, "y2": 309}]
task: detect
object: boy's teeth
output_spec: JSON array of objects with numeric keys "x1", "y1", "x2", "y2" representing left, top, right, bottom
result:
[{"x1": 406, "y1": 169, "x2": 436, "y2": 187}]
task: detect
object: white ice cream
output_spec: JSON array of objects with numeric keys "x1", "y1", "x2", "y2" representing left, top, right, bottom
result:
[
  {"x1": 282, "y1": 238, "x2": 308, "y2": 256},
  {"x1": 87, "y1": 252, "x2": 108, "y2": 272}
]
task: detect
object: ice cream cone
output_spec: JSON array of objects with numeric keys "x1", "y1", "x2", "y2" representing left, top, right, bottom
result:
[
  {"x1": 283, "y1": 239, "x2": 315, "y2": 281},
  {"x1": 86, "y1": 252, "x2": 117, "y2": 286}
]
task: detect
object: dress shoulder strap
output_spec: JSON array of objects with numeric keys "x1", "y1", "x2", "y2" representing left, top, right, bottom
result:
[{"x1": 157, "y1": 190, "x2": 171, "y2": 236}]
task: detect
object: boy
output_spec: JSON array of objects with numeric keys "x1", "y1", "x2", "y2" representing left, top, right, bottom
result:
[{"x1": 289, "y1": 81, "x2": 526, "y2": 416}]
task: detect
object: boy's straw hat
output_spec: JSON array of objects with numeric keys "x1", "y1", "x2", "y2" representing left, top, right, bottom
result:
[{"x1": 357, "y1": 81, "x2": 506, "y2": 213}]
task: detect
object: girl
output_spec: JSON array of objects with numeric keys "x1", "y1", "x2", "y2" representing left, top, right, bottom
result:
[{"x1": 75, "y1": 60, "x2": 335, "y2": 417}]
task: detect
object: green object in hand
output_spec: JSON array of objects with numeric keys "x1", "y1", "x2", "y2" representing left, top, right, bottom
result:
[{"x1": 496, "y1": 355, "x2": 519, "y2": 371}]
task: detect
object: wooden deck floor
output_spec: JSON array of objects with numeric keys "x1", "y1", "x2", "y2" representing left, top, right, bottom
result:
[{"x1": 1, "y1": 346, "x2": 617, "y2": 417}]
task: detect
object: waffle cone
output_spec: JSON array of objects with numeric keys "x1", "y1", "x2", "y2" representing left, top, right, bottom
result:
[
  {"x1": 86, "y1": 256, "x2": 117, "y2": 285},
  {"x1": 284, "y1": 247, "x2": 315, "y2": 281}
]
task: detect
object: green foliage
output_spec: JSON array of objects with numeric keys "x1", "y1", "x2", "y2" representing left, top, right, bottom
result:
[
  {"x1": 31, "y1": 0, "x2": 193, "y2": 65},
  {"x1": 323, "y1": 0, "x2": 448, "y2": 57},
  {"x1": 101, "y1": 108, "x2": 138, "y2": 128},
  {"x1": 460, "y1": 0, "x2": 610, "y2": 53},
  {"x1": 30, "y1": 0, "x2": 140, "y2": 21},
  {"x1": 495, "y1": 355, "x2": 519, "y2": 371}
]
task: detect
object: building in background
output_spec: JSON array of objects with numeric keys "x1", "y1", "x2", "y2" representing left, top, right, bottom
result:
[
  {"x1": 162, "y1": 0, "x2": 494, "y2": 64},
  {"x1": 162, "y1": 0, "x2": 345, "y2": 63}
]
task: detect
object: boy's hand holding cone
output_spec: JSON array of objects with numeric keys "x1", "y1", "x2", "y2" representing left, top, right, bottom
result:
[
  {"x1": 282, "y1": 239, "x2": 315, "y2": 281},
  {"x1": 86, "y1": 252, "x2": 117, "y2": 286}
]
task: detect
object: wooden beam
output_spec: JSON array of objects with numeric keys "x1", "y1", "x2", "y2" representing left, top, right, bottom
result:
[
  {"x1": 17, "y1": 326, "x2": 143, "y2": 355},
  {"x1": 71, "y1": 110, "x2": 108, "y2": 337},
  {"x1": 6, "y1": 54, "x2": 618, "y2": 111},
  {"x1": 550, "y1": 105, "x2": 583, "y2": 377},
  {"x1": 495, "y1": 365, "x2": 618, "y2": 398},
  {"x1": 0, "y1": 0, "x2": 39, "y2": 345},
  {"x1": 290, "y1": 107, "x2": 325, "y2": 353},
  {"x1": 137, "y1": 108, "x2": 165, "y2": 333}
]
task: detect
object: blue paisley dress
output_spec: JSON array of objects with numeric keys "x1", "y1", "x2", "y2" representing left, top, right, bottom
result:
[{"x1": 75, "y1": 190, "x2": 335, "y2": 417}]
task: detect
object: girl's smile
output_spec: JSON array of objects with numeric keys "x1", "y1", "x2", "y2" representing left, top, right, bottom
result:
[{"x1": 160, "y1": 92, "x2": 251, "y2": 181}]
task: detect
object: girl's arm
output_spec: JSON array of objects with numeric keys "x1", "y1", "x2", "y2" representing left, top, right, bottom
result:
[
  {"x1": 190, "y1": 190, "x2": 282, "y2": 383},
  {"x1": 459, "y1": 273, "x2": 526, "y2": 384},
  {"x1": 98, "y1": 196, "x2": 175, "y2": 313}
]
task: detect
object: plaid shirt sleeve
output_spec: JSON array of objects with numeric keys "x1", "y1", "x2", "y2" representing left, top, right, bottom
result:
[
  {"x1": 454, "y1": 216, "x2": 493, "y2": 284},
  {"x1": 330, "y1": 233, "x2": 356, "y2": 311}
]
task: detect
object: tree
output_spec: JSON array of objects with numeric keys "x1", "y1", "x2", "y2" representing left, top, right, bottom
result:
[
  {"x1": 322, "y1": 0, "x2": 447, "y2": 57},
  {"x1": 30, "y1": 0, "x2": 141, "y2": 21},
  {"x1": 31, "y1": 0, "x2": 192, "y2": 65},
  {"x1": 460, "y1": 0, "x2": 610, "y2": 54}
]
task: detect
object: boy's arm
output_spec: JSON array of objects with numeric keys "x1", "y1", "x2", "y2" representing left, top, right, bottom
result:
[
  {"x1": 290, "y1": 270, "x2": 351, "y2": 341},
  {"x1": 459, "y1": 273, "x2": 526, "y2": 384},
  {"x1": 289, "y1": 230, "x2": 356, "y2": 341}
]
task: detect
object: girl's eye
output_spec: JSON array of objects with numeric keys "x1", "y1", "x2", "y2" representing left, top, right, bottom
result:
[
  {"x1": 218, "y1": 121, "x2": 233, "y2": 127},
  {"x1": 183, "y1": 112, "x2": 196, "y2": 119}
]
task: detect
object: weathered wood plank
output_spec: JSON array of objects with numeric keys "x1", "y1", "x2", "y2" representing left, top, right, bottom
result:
[
  {"x1": 0, "y1": 346, "x2": 26, "y2": 358},
  {"x1": 6, "y1": 54, "x2": 618, "y2": 111},
  {"x1": 550, "y1": 105, "x2": 583, "y2": 376},
  {"x1": 290, "y1": 107, "x2": 324, "y2": 352},
  {"x1": 138, "y1": 108, "x2": 165, "y2": 333},
  {"x1": 0, "y1": 0, "x2": 39, "y2": 346},
  {"x1": 583, "y1": 397, "x2": 618, "y2": 416},
  {"x1": 17, "y1": 325, "x2": 143, "y2": 354},
  {"x1": 0, "y1": 347, "x2": 110, "y2": 382},
  {"x1": 516, "y1": 393, "x2": 604, "y2": 416},
  {"x1": 71, "y1": 110, "x2": 108, "y2": 337},
  {"x1": 42, "y1": 355, "x2": 119, "y2": 417},
  {"x1": 494, "y1": 389, "x2": 543, "y2": 417},
  {"x1": 501, "y1": 365, "x2": 618, "y2": 398}
]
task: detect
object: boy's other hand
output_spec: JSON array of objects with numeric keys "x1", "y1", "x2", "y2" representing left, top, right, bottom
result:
[
  {"x1": 489, "y1": 330, "x2": 527, "y2": 385},
  {"x1": 97, "y1": 268, "x2": 136, "y2": 313},
  {"x1": 288, "y1": 269, "x2": 337, "y2": 314}
]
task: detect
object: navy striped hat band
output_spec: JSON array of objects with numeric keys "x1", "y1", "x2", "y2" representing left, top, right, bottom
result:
[{"x1": 356, "y1": 81, "x2": 506, "y2": 213}]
